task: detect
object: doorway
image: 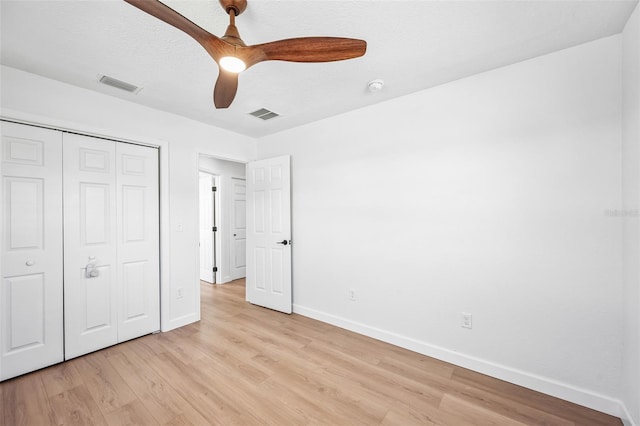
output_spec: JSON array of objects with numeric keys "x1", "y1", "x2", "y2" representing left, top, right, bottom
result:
[{"x1": 198, "y1": 155, "x2": 246, "y2": 286}]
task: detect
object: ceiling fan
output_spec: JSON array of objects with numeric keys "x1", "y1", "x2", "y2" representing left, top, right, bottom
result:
[{"x1": 124, "y1": 0, "x2": 367, "y2": 109}]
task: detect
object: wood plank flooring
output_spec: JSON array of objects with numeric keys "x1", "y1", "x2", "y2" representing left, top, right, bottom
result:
[{"x1": 1, "y1": 279, "x2": 622, "y2": 425}]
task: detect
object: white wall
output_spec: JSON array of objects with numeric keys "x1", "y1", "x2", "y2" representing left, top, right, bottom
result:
[
  {"x1": 622, "y1": 4, "x2": 640, "y2": 425},
  {"x1": 1, "y1": 26, "x2": 635, "y2": 422},
  {"x1": 257, "y1": 36, "x2": 626, "y2": 416},
  {"x1": 199, "y1": 155, "x2": 246, "y2": 283},
  {"x1": 0, "y1": 66, "x2": 257, "y2": 332}
]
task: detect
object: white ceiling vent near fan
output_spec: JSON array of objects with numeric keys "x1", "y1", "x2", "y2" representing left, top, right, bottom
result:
[
  {"x1": 249, "y1": 108, "x2": 279, "y2": 121},
  {"x1": 98, "y1": 74, "x2": 141, "y2": 94}
]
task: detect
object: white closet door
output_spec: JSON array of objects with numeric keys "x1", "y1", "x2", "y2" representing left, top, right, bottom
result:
[
  {"x1": 64, "y1": 134, "x2": 159, "y2": 359},
  {"x1": 64, "y1": 133, "x2": 118, "y2": 359},
  {"x1": 0, "y1": 122, "x2": 63, "y2": 380},
  {"x1": 116, "y1": 142, "x2": 159, "y2": 342}
]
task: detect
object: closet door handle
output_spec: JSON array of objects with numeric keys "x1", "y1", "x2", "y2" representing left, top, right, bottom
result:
[{"x1": 85, "y1": 261, "x2": 100, "y2": 278}]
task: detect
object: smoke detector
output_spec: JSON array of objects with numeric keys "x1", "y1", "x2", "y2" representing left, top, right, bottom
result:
[{"x1": 367, "y1": 79, "x2": 384, "y2": 92}]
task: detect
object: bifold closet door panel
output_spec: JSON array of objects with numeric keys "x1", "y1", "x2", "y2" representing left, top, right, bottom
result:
[
  {"x1": 116, "y1": 142, "x2": 160, "y2": 342},
  {"x1": 64, "y1": 133, "x2": 160, "y2": 359},
  {"x1": 0, "y1": 122, "x2": 64, "y2": 380},
  {"x1": 63, "y1": 133, "x2": 118, "y2": 360}
]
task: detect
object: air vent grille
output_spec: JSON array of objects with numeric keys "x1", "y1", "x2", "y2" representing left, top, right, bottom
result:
[
  {"x1": 249, "y1": 108, "x2": 279, "y2": 121},
  {"x1": 98, "y1": 75, "x2": 141, "y2": 93}
]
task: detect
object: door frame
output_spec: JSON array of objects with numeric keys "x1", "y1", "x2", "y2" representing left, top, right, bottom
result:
[{"x1": 198, "y1": 170, "x2": 221, "y2": 284}]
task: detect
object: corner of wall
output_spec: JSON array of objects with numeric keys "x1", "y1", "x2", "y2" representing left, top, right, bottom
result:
[{"x1": 621, "y1": 2, "x2": 640, "y2": 425}]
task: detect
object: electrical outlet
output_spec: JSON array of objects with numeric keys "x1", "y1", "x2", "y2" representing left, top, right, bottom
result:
[
  {"x1": 177, "y1": 287, "x2": 184, "y2": 298},
  {"x1": 461, "y1": 313, "x2": 473, "y2": 329},
  {"x1": 348, "y1": 289, "x2": 356, "y2": 301}
]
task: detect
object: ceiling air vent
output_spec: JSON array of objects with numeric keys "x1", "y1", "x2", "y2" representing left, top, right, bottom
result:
[
  {"x1": 98, "y1": 75, "x2": 141, "y2": 94},
  {"x1": 249, "y1": 108, "x2": 279, "y2": 121}
]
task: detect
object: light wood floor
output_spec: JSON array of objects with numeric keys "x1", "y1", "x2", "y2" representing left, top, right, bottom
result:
[{"x1": 1, "y1": 279, "x2": 622, "y2": 425}]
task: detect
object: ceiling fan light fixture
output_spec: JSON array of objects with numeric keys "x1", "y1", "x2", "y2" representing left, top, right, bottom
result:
[{"x1": 220, "y1": 56, "x2": 246, "y2": 73}]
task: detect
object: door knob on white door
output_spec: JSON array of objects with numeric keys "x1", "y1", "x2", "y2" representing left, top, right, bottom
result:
[{"x1": 25, "y1": 260, "x2": 35, "y2": 266}]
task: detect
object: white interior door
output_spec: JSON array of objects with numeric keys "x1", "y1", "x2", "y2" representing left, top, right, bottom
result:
[
  {"x1": 64, "y1": 134, "x2": 159, "y2": 359},
  {"x1": 231, "y1": 178, "x2": 246, "y2": 280},
  {"x1": 246, "y1": 156, "x2": 291, "y2": 313},
  {"x1": 116, "y1": 142, "x2": 160, "y2": 342},
  {"x1": 199, "y1": 173, "x2": 214, "y2": 283},
  {"x1": 0, "y1": 122, "x2": 64, "y2": 380},
  {"x1": 63, "y1": 133, "x2": 118, "y2": 359}
]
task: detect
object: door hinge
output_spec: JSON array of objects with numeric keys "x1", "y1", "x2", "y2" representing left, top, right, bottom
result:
[
  {"x1": 212, "y1": 186, "x2": 217, "y2": 192},
  {"x1": 212, "y1": 226, "x2": 217, "y2": 232},
  {"x1": 213, "y1": 267, "x2": 218, "y2": 272}
]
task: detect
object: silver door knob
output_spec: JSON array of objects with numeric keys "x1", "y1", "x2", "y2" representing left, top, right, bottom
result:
[
  {"x1": 85, "y1": 259, "x2": 100, "y2": 278},
  {"x1": 25, "y1": 260, "x2": 35, "y2": 266}
]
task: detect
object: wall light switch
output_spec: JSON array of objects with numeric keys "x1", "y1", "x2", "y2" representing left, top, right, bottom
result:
[{"x1": 461, "y1": 313, "x2": 473, "y2": 329}]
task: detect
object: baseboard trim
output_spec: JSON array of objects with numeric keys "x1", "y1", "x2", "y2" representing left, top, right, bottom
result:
[
  {"x1": 292, "y1": 303, "x2": 629, "y2": 422},
  {"x1": 621, "y1": 403, "x2": 638, "y2": 426},
  {"x1": 162, "y1": 312, "x2": 199, "y2": 332}
]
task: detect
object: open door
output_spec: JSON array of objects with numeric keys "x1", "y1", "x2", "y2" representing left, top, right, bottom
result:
[
  {"x1": 231, "y1": 177, "x2": 246, "y2": 280},
  {"x1": 246, "y1": 156, "x2": 291, "y2": 314}
]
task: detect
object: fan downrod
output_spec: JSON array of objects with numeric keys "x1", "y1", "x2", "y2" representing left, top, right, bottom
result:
[{"x1": 219, "y1": 0, "x2": 247, "y2": 16}]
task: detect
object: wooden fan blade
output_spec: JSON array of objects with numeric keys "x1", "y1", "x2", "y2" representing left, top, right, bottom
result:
[
  {"x1": 124, "y1": 0, "x2": 228, "y2": 60},
  {"x1": 243, "y1": 37, "x2": 366, "y2": 67},
  {"x1": 214, "y1": 69, "x2": 239, "y2": 109}
]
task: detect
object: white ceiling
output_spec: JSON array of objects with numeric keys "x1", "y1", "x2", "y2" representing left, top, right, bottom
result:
[{"x1": 1, "y1": 0, "x2": 637, "y2": 138}]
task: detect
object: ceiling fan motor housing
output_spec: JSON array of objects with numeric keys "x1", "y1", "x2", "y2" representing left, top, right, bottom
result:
[{"x1": 219, "y1": 0, "x2": 247, "y2": 16}]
